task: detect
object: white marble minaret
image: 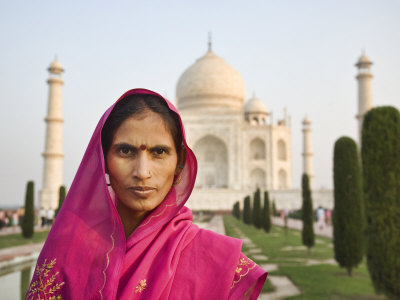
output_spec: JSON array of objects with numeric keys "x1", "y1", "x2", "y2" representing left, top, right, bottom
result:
[
  {"x1": 39, "y1": 59, "x2": 64, "y2": 210},
  {"x1": 302, "y1": 116, "x2": 314, "y2": 189},
  {"x1": 355, "y1": 53, "x2": 374, "y2": 144}
]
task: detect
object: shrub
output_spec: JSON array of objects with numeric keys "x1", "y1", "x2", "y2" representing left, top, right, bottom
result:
[
  {"x1": 333, "y1": 136, "x2": 364, "y2": 276},
  {"x1": 21, "y1": 181, "x2": 34, "y2": 239},
  {"x1": 272, "y1": 200, "x2": 277, "y2": 216},
  {"x1": 301, "y1": 174, "x2": 314, "y2": 252},
  {"x1": 253, "y1": 189, "x2": 261, "y2": 228},
  {"x1": 232, "y1": 201, "x2": 240, "y2": 220},
  {"x1": 243, "y1": 196, "x2": 252, "y2": 225},
  {"x1": 262, "y1": 191, "x2": 271, "y2": 233},
  {"x1": 55, "y1": 185, "x2": 66, "y2": 217},
  {"x1": 362, "y1": 106, "x2": 400, "y2": 298}
]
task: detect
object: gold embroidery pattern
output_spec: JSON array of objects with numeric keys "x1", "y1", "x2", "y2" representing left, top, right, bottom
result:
[
  {"x1": 99, "y1": 219, "x2": 116, "y2": 300},
  {"x1": 26, "y1": 258, "x2": 65, "y2": 300},
  {"x1": 138, "y1": 203, "x2": 176, "y2": 228},
  {"x1": 239, "y1": 257, "x2": 249, "y2": 267},
  {"x1": 231, "y1": 257, "x2": 256, "y2": 289},
  {"x1": 135, "y1": 279, "x2": 147, "y2": 294}
]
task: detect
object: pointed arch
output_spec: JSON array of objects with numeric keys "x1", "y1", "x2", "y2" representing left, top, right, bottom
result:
[
  {"x1": 250, "y1": 138, "x2": 266, "y2": 160},
  {"x1": 193, "y1": 135, "x2": 228, "y2": 188},
  {"x1": 277, "y1": 139, "x2": 287, "y2": 161},
  {"x1": 278, "y1": 169, "x2": 287, "y2": 189},
  {"x1": 250, "y1": 168, "x2": 266, "y2": 190}
]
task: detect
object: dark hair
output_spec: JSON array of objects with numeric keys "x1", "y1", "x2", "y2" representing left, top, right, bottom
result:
[{"x1": 101, "y1": 94, "x2": 182, "y2": 159}]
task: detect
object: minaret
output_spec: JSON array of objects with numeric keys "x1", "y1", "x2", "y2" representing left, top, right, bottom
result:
[
  {"x1": 302, "y1": 116, "x2": 314, "y2": 189},
  {"x1": 355, "y1": 53, "x2": 373, "y2": 144},
  {"x1": 39, "y1": 59, "x2": 64, "y2": 210}
]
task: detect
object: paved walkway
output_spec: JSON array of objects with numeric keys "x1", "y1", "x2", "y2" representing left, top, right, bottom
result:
[
  {"x1": 272, "y1": 216, "x2": 333, "y2": 238},
  {"x1": 0, "y1": 243, "x2": 42, "y2": 273},
  {"x1": 0, "y1": 225, "x2": 48, "y2": 236}
]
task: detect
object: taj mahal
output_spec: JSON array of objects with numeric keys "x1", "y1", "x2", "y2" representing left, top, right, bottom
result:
[{"x1": 39, "y1": 43, "x2": 375, "y2": 211}]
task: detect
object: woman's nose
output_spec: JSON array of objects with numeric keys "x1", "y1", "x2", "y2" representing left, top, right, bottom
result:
[{"x1": 132, "y1": 153, "x2": 151, "y2": 180}]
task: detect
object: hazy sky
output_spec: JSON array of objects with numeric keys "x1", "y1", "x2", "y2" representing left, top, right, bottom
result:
[{"x1": 1, "y1": 1, "x2": 399, "y2": 207}]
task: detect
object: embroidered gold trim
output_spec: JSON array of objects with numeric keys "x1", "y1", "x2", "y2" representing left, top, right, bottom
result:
[
  {"x1": 99, "y1": 220, "x2": 116, "y2": 300},
  {"x1": 230, "y1": 257, "x2": 257, "y2": 289},
  {"x1": 27, "y1": 258, "x2": 65, "y2": 300},
  {"x1": 135, "y1": 279, "x2": 147, "y2": 293},
  {"x1": 138, "y1": 203, "x2": 176, "y2": 228}
]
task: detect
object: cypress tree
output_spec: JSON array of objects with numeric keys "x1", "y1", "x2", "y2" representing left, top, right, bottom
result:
[
  {"x1": 21, "y1": 181, "x2": 34, "y2": 239},
  {"x1": 232, "y1": 202, "x2": 240, "y2": 220},
  {"x1": 301, "y1": 174, "x2": 314, "y2": 253},
  {"x1": 272, "y1": 200, "x2": 277, "y2": 216},
  {"x1": 253, "y1": 189, "x2": 261, "y2": 228},
  {"x1": 362, "y1": 106, "x2": 400, "y2": 298},
  {"x1": 333, "y1": 137, "x2": 364, "y2": 276},
  {"x1": 263, "y1": 191, "x2": 272, "y2": 233},
  {"x1": 56, "y1": 185, "x2": 66, "y2": 217},
  {"x1": 243, "y1": 196, "x2": 251, "y2": 225}
]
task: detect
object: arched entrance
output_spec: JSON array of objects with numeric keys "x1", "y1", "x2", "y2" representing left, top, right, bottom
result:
[
  {"x1": 193, "y1": 135, "x2": 228, "y2": 188},
  {"x1": 250, "y1": 168, "x2": 266, "y2": 190}
]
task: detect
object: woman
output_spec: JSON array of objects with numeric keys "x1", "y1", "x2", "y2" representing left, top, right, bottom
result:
[{"x1": 26, "y1": 89, "x2": 267, "y2": 299}]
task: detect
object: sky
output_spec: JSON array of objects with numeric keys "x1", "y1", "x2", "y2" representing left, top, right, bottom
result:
[{"x1": 0, "y1": 0, "x2": 399, "y2": 208}]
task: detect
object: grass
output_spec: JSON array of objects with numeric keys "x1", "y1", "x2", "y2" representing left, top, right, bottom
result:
[
  {"x1": 0, "y1": 230, "x2": 49, "y2": 249},
  {"x1": 224, "y1": 215, "x2": 386, "y2": 299}
]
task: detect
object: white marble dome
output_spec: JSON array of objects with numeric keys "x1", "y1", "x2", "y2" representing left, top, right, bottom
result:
[
  {"x1": 176, "y1": 50, "x2": 246, "y2": 110},
  {"x1": 245, "y1": 96, "x2": 267, "y2": 114}
]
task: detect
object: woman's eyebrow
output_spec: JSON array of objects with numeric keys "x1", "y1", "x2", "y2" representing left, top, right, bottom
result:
[
  {"x1": 112, "y1": 142, "x2": 173, "y2": 151},
  {"x1": 112, "y1": 142, "x2": 137, "y2": 149},
  {"x1": 149, "y1": 144, "x2": 173, "y2": 151}
]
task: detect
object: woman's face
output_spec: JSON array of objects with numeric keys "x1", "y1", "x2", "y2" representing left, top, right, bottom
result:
[{"x1": 106, "y1": 110, "x2": 178, "y2": 218}]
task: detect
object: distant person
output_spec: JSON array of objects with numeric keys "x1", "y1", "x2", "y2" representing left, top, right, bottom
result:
[
  {"x1": 12, "y1": 211, "x2": 18, "y2": 230},
  {"x1": 46, "y1": 209, "x2": 55, "y2": 226},
  {"x1": 39, "y1": 207, "x2": 46, "y2": 227},
  {"x1": 0, "y1": 210, "x2": 5, "y2": 229},
  {"x1": 26, "y1": 89, "x2": 267, "y2": 299},
  {"x1": 325, "y1": 209, "x2": 332, "y2": 226},
  {"x1": 316, "y1": 206, "x2": 325, "y2": 230}
]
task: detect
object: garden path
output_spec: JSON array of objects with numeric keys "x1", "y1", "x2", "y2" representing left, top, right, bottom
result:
[
  {"x1": 272, "y1": 216, "x2": 333, "y2": 238},
  {"x1": 228, "y1": 222, "x2": 302, "y2": 300}
]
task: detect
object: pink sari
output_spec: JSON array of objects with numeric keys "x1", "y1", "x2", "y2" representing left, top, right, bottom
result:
[{"x1": 26, "y1": 89, "x2": 267, "y2": 299}]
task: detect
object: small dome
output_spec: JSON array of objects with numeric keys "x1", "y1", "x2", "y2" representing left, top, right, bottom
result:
[
  {"x1": 48, "y1": 59, "x2": 64, "y2": 74},
  {"x1": 355, "y1": 53, "x2": 372, "y2": 67},
  {"x1": 303, "y1": 116, "x2": 311, "y2": 125},
  {"x1": 176, "y1": 50, "x2": 246, "y2": 110},
  {"x1": 245, "y1": 96, "x2": 267, "y2": 114}
]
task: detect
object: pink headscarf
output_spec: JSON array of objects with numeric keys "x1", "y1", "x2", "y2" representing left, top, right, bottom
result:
[{"x1": 26, "y1": 89, "x2": 266, "y2": 299}]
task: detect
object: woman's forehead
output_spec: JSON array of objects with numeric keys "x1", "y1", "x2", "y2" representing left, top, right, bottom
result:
[{"x1": 112, "y1": 111, "x2": 175, "y2": 145}]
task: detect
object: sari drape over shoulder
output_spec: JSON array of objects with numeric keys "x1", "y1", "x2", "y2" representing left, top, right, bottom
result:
[{"x1": 26, "y1": 89, "x2": 267, "y2": 299}]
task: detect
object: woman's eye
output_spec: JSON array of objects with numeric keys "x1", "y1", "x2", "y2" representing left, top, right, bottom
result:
[
  {"x1": 153, "y1": 147, "x2": 167, "y2": 156},
  {"x1": 118, "y1": 146, "x2": 132, "y2": 155}
]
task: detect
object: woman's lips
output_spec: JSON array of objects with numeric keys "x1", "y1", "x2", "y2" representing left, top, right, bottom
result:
[{"x1": 128, "y1": 186, "x2": 156, "y2": 197}]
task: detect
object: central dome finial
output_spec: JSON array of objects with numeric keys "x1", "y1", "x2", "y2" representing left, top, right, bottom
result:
[{"x1": 208, "y1": 32, "x2": 212, "y2": 52}]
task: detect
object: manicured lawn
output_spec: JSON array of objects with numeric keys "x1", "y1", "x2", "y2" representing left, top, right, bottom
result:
[
  {"x1": 224, "y1": 215, "x2": 386, "y2": 299},
  {"x1": 0, "y1": 230, "x2": 49, "y2": 249}
]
